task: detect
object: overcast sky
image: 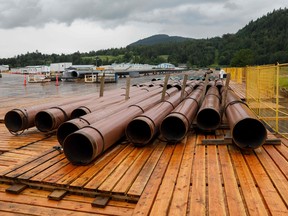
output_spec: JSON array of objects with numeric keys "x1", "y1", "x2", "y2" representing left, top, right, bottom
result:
[{"x1": 0, "y1": 0, "x2": 286, "y2": 58}]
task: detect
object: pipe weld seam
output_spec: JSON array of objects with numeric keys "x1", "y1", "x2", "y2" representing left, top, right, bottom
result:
[
  {"x1": 50, "y1": 106, "x2": 69, "y2": 120},
  {"x1": 205, "y1": 93, "x2": 221, "y2": 101},
  {"x1": 224, "y1": 100, "x2": 249, "y2": 113},
  {"x1": 82, "y1": 125, "x2": 105, "y2": 153},
  {"x1": 137, "y1": 115, "x2": 156, "y2": 129},
  {"x1": 183, "y1": 97, "x2": 200, "y2": 108},
  {"x1": 128, "y1": 104, "x2": 145, "y2": 113},
  {"x1": 77, "y1": 106, "x2": 91, "y2": 113},
  {"x1": 79, "y1": 117, "x2": 91, "y2": 125},
  {"x1": 163, "y1": 100, "x2": 176, "y2": 109}
]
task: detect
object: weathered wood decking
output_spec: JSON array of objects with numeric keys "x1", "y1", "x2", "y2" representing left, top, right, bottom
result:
[{"x1": 0, "y1": 76, "x2": 287, "y2": 215}]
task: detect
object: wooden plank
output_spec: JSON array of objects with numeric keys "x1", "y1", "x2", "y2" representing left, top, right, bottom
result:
[
  {"x1": 69, "y1": 144, "x2": 127, "y2": 188},
  {"x1": 42, "y1": 163, "x2": 77, "y2": 183},
  {"x1": 254, "y1": 147, "x2": 288, "y2": 207},
  {"x1": 127, "y1": 141, "x2": 166, "y2": 197},
  {"x1": 97, "y1": 147, "x2": 143, "y2": 193},
  {"x1": 0, "y1": 201, "x2": 92, "y2": 216},
  {"x1": 229, "y1": 146, "x2": 269, "y2": 215},
  {"x1": 169, "y1": 134, "x2": 196, "y2": 215},
  {"x1": 112, "y1": 142, "x2": 156, "y2": 194},
  {"x1": 84, "y1": 145, "x2": 135, "y2": 190},
  {"x1": 6, "y1": 184, "x2": 27, "y2": 194},
  {"x1": 18, "y1": 154, "x2": 66, "y2": 180},
  {"x1": 48, "y1": 189, "x2": 68, "y2": 201},
  {"x1": 132, "y1": 143, "x2": 175, "y2": 215},
  {"x1": 30, "y1": 156, "x2": 69, "y2": 182},
  {"x1": 244, "y1": 148, "x2": 288, "y2": 215},
  {"x1": 189, "y1": 134, "x2": 206, "y2": 215},
  {"x1": 4, "y1": 150, "x2": 61, "y2": 179},
  {"x1": 91, "y1": 196, "x2": 110, "y2": 208},
  {"x1": 263, "y1": 145, "x2": 288, "y2": 178},
  {"x1": 207, "y1": 143, "x2": 227, "y2": 215},
  {"x1": 0, "y1": 190, "x2": 133, "y2": 215},
  {"x1": 218, "y1": 145, "x2": 246, "y2": 215},
  {"x1": 150, "y1": 138, "x2": 186, "y2": 215},
  {"x1": 0, "y1": 148, "x2": 53, "y2": 174},
  {"x1": 275, "y1": 142, "x2": 288, "y2": 160},
  {"x1": 56, "y1": 164, "x2": 93, "y2": 185}
]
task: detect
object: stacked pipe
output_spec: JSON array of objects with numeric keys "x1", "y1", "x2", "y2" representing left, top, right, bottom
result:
[
  {"x1": 62, "y1": 86, "x2": 181, "y2": 165},
  {"x1": 34, "y1": 85, "x2": 160, "y2": 132},
  {"x1": 4, "y1": 92, "x2": 102, "y2": 133},
  {"x1": 160, "y1": 84, "x2": 204, "y2": 142},
  {"x1": 125, "y1": 85, "x2": 195, "y2": 146},
  {"x1": 196, "y1": 85, "x2": 222, "y2": 131},
  {"x1": 70, "y1": 85, "x2": 161, "y2": 118},
  {"x1": 224, "y1": 89, "x2": 267, "y2": 149},
  {"x1": 57, "y1": 86, "x2": 175, "y2": 145}
]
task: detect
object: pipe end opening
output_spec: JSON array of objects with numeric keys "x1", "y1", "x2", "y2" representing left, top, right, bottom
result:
[
  {"x1": 57, "y1": 122, "x2": 80, "y2": 146},
  {"x1": 232, "y1": 118, "x2": 267, "y2": 149},
  {"x1": 35, "y1": 111, "x2": 53, "y2": 132},
  {"x1": 161, "y1": 116, "x2": 187, "y2": 142},
  {"x1": 197, "y1": 109, "x2": 221, "y2": 131},
  {"x1": 4, "y1": 110, "x2": 23, "y2": 132},
  {"x1": 126, "y1": 119, "x2": 153, "y2": 146},
  {"x1": 63, "y1": 133, "x2": 95, "y2": 165},
  {"x1": 71, "y1": 109, "x2": 88, "y2": 119}
]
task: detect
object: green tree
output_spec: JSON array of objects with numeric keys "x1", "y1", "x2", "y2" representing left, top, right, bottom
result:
[{"x1": 230, "y1": 49, "x2": 255, "y2": 66}]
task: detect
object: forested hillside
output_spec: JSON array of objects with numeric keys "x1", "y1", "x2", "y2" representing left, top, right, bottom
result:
[{"x1": 1, "y1": 8, "x2": 287, "y2": 68}]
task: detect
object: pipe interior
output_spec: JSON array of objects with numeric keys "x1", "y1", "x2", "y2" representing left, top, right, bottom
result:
[
  {"x1": 232, "y1": 118, "x2": 267, "y2": 149},
  {"x1": 161, "y1": 116, "x2": 186, "y2": 141},
  {"x1": 126, "y1": 119, "x2": 152, "y2": 145},
  {"x1": 63, "y1": 133, "x2": 94, "y2": 165},
  {"x1": 71, "y1": 71, "x2": 78, "y2": 78},
  {"x1": 4, "y1": 111, "x2": 23, "y2": 132},
  {"x1": 197, "y1": 109, "x2": 220, "y2": 131},
  {"x1": 71, "y1": 109, "x2": 87, "y2": 119},
  {"x1": 57, "y1": 122, "x2": 80, "y2": 145},
  {"x1": 35, "y1": 111, "x2": 53, "y2": 132}
]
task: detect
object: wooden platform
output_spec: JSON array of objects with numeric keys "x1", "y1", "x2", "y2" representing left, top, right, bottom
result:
[{"x1": 0, "y1": 75, "x2": 287, "y2": 215}]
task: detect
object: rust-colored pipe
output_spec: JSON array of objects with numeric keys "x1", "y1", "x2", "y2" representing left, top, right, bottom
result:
[
  {"x1": 125, "y1": 86, "x2": 194, "y2": 146},
  {"x1": 196, "y1": 86, "x2": 221, "y2": 131},
  {"x1": 224, "y1": 89, "x2": 267, "y2": 149},
  {"x1": 57, "y1": 87, "x2": 178, "y2": 145},
  {"x1": 71, "y1": 85, "x2": 162, "y2": 118},
  {"x1": 35, "y1": 98, "x2": 98, "y2": 132},
  {"x1": 4, "y1": 92, "x2": 100, "y2": 133},
  {"x1": 215, "y1": 79, "x2": 224, "y2": 91},
  {"x1": 160, "y1": 85, "x2": 204, "y2": 142},
  {"x1": 35, "y1": 86, "x2": 158, "y2": 132},
  {"x1": 62, "y1": 87, "x2": 180, "y2": 165}
]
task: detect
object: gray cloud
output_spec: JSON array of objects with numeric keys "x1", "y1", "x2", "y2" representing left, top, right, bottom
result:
[
  {"x1": 0, "y1": 0, "x2": 231, "y2": 29},
  {"x1": 0, "y1": 0, "x2": 286, "y2": 57}
]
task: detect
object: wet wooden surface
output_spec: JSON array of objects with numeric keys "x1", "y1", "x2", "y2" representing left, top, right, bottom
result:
[{"x1": 0, "y1": 73, "x2": 287, "y2": 215}]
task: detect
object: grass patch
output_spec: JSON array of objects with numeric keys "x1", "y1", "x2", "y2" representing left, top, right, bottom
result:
[{"x1": 279, "y1": 76, "x2": 288, "y2": 88}]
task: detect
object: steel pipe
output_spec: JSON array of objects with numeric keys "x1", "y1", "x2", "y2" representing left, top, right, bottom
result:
[
  {"x1": 160, "y1": 85, "x2": 204, "y2": 142},
  {"x1": 196, "y1": 86, "x2": 221, "y2": 131},
  {"x1": 62, "y1": 87, "x2": 180, "y2": 165},
  {"x1": 4, "y1": 92, "x2": 100, "y2": 133},
  {"x1": 35, "y1": 86, "x2": 158, "y2": 132},
  {"x1": 70, "y1": 85, "x2": 161, "y2": 118},
  {"x1": 57, "y1": 87, "x2": 178, "y2": 145},
  {"x1": 224, "y1": 89, "x2": 267, "y2": 149},
  {"x1": 125, "y1": 86, "x2": 194, "y2": 146}
]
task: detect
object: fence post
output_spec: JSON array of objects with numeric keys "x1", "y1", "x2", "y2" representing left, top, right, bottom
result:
[{"x1": 276, "y1": 63, "x2": 280, "y2": 133}]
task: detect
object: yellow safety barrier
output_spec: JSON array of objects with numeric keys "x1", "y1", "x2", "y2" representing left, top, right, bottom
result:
[{"x1": 225, "y1": 63, "x2": 288, "y2": 138}]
